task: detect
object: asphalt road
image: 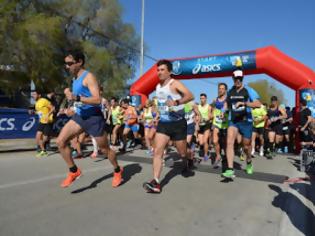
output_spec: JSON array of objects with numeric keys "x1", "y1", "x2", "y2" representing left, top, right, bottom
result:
[{"x1": 0, "y1": 146, "x2": 314, "y2": 236}]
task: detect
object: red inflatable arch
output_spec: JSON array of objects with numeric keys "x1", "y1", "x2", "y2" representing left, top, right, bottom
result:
[{"x1": 130, "y1": 46, "x2": 315, "y2": 107}]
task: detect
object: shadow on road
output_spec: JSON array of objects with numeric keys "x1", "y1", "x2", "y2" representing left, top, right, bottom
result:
[
  {"x1": 269, "y1": 184, "x2": 315, "y2": 236},
  {"x1": 71, "y1": 163, "x2": 142, "y2": 194}
]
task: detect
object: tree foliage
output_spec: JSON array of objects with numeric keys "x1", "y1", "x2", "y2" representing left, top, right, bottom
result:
[
  {"x1": 247, "y1": 79, "x2": 287, "y2": 105},
  {"x1": 0, "y1": 0, "x2": 139, "y2": 98}
]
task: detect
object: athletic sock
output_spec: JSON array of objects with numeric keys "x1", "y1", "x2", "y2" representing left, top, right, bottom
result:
[
  {"x1": 114, "y1": 166, "x2": 121, "y2": 173},
  {"x1": 69, "y1": 165, "x2": 78, "y2": 173}
]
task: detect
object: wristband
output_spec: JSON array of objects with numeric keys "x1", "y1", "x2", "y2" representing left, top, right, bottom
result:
[{"x1": 76, "y1": 95, "x2": 81, "y2": 102}]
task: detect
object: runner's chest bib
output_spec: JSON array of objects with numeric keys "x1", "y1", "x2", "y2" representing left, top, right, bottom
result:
[
  {"x1": 156, "y1": 79, "x2": 184, "y2": 122},
  {"x1": 184, "y1": 103, "x2": 194, "y2": 125}
]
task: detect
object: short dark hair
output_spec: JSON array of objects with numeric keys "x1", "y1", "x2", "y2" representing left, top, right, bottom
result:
[
  {"x1": 111, "y1": 97, "x2": 117, "y2": 102},
  {"x1": 121, "y1": 98, "x2": 130, "y2": 105},
  {"x1": 218, "y1": 83, "x2": 228, "y2": 90},
  {"x1": 200, "y1": 93, "x2": 207, "y2": 98},
  {"x1": 157, "y1": 59, "x2": 172, "y2": 72},
  {"x1": 300, "y1": 99, "x2": 307, "y2": 106},
  {"x1": 271, "y1": 96, "x2": 278, "y2": 101},
  {"x1": 65, "y1": 49, "x2": 85, "y2": 66}
]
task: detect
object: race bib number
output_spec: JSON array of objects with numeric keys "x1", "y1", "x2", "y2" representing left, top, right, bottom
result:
[
  {"x1": 157, "y1": 101, "x2": 169, "y2": 115},
  {"x1": 73, "y1": 102, "x2": 83, "y2": 113},
  {"x1": 215, "y1": 115, "x2": 223, "y2": 124}
]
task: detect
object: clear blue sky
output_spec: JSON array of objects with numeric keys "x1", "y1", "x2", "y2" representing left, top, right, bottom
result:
[{"x1": 119, "y1": 0, "x2": 315, "y2": 106}]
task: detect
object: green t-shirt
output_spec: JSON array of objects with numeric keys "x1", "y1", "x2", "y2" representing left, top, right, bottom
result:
[
  {"x1": 213, "y1": 108, "x2": 228, "y2": 129},
  {"x1": 252, "y1": 106, "x2": 267, "y2": 128}
]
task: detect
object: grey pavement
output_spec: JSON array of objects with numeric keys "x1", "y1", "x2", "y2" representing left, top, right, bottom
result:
[{"x1": 0, "y1": 143, "x2": 314, "y2": 236}]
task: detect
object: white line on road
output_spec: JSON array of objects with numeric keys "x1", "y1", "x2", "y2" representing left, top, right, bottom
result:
[{"x1": 0, "y1": 166, "x2": 114, "y2": 190}]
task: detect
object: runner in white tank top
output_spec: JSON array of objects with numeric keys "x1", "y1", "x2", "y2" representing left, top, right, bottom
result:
[{"x1": 143, "y1": 59, "x2": 194, "y2": 194}]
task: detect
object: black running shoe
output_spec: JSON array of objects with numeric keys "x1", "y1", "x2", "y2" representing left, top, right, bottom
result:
[{"x1": 143, "y1": 179, "x2": 161, "y2": 193}]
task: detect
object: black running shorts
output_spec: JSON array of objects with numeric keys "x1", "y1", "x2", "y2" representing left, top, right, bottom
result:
[
  {"x1": 37, "y1": 123, "x2": 52, "y2": 136},
  {"x1": 156, "y1": 119, "x2": 187, "y2": 141}
]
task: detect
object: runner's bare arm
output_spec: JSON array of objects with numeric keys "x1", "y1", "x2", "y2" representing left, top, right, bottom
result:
[
  {"x1": 244, "y1": 99, "x2": 261, "y2": 109},
  {"x1": 171, "y1": 80, "x2": 194, "y2": 105}
]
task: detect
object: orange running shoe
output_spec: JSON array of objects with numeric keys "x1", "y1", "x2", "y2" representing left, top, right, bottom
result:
[
  {"x1": 60, "y1": 168, "x2": 82, "y2": 188},
  {"x1": 112, "y1": 167, "x2": 123, "y2": 188}
]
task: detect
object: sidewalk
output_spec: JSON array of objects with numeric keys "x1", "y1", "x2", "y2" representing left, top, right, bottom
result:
[{"x1": 0, "y1": 139, "x2": 37, "y2": 152}]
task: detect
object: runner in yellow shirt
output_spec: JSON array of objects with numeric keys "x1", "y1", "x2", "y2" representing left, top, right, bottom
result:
[
  {"x1": 251, "y1": 105, "x2": 267, "y2": 156},
  {"x1": 31, "y1": 90, "x2": 54, "y2": 157}
]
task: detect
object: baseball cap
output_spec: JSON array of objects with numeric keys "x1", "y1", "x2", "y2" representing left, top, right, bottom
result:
[{"x1": 232, "y1": 69, "x2": 244, "y2": 79}]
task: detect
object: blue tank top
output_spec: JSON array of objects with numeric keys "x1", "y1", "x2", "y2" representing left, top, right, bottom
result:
[
  {"x1": 72, "y1": 70, "x2": 101, "y2": 117},
  {"x1": 215, "y1": 98, "x2": 225, "y2": 110}
]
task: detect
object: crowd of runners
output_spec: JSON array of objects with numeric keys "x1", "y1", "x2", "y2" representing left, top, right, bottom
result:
[{"x1": 30, "y1": 49, "x2": 315, "y2": 193}]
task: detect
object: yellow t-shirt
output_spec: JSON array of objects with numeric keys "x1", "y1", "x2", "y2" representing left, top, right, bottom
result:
[
  {"x1": 35, "y1": 98, "x2": 53, "y2": 124},
  {"x1": 252, "y1": 106, "x2": 267, "y2": 128}
]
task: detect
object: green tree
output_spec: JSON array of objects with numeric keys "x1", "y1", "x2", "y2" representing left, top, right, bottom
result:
[
  {"x1": 247, "y1": 79, "x2": 287, "y2": 105},
  {"x1": 0, "y1": 0, "x2": 139, "y2": 100}
]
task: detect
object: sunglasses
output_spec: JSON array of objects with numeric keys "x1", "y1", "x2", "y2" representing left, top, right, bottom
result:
[
  {"x1": 233, "y1": 76, "x2": 243, "y2": 81},
  {"x1": 64, "y1": 61, "x2": 77, "y2": 67}
]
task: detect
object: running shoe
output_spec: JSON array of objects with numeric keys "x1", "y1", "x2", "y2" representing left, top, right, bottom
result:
[
  {"x1": 60, "y1": 168, "x2": 82, "y2": 188},
  {"x1": 203, "y1": 155, "x2": 209, "y2": 162},
  {"x1": 246, "y1": 163, "x2": 254, "y2": 175},
  {"x1": 36, "y1": 150, "x2": 48, "y2": 158},
  {"x1": 212, "y1": 158, "x2": 221, "y2": 169},
  {"x1": 112, "y1": 167, "x2": 123, "y2": 187},
  {"x1": 265, "y1": 151, "x2": 273, "y2": 159},
  {"x1": 221, "y1": 169, "x2": 235, "y2": 178},
  {"x1": 259, "y1": 147, "x2": 264, "y2": 157},
  {"x1": 146, "y1": 149, "x2": 153, "y2": 156},
  {"x1": 143, "y1": 179, "x2": 161, "y2": 193}
]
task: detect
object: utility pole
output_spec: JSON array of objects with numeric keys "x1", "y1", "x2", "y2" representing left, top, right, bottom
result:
[{"x1": 140, "y1": 0, "x2": 145, "y2": 76}]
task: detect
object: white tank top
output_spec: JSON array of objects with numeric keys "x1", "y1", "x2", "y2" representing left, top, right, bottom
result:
[{"x1": 156, "y1": 79, "x2": 185, "y2": 122}]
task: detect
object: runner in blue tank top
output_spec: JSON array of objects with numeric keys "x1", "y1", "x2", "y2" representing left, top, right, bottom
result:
[{"x1": 56, "y1": 49, "x2": 123, "y2": 188}]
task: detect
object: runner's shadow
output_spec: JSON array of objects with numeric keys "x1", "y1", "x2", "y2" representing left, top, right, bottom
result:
[
  {"x1": 269, "y1": 184, "x2": 315, "y2": 236},
  {"x1": 160, "y1": 161, "x2": 195, "y2": 188},
  {"x1": 71, "y1": 163, "x2": 142, "y2": 194}
]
